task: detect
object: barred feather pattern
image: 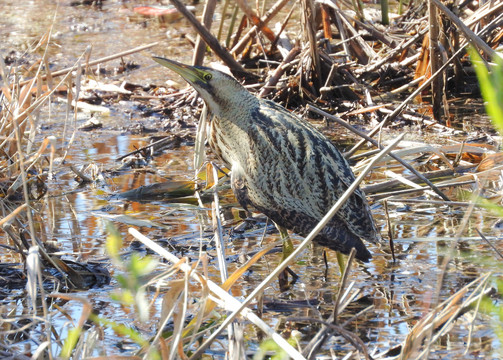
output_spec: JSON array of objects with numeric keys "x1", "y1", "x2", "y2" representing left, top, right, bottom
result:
[{"x1": 205, "y1": 79, "x2": 379, "y2": 262}]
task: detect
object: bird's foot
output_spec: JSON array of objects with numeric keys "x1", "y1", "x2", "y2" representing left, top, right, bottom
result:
[{"x1": 278, "y1": 266, "x2": 299, "y2": 292}]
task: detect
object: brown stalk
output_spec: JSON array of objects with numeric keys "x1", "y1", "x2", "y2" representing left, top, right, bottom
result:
[
  {"x1": 169, "y1": 0, "x2": 246, "y2": 74},
  {"x1": 231, "y1": 0, "x2": 290, "y2": 56},
  {"x1": 301, "y1": 0, "x2": 321, "y2": 88},
  {"x1": 349, "y1": 15, "x2": 398, "y2": 48},
  {"x1": 231, "y1": 15, "x2": 248, "y2": 50},
  {"x1": 235, "y1": 0, "x2": 277, "y2": 42},
  {"x1": 345, "y1": 44, "x2": 468, "y2": 159},
  {"x1": 271, "y1": 4, "x2": 296, "y2": 55},
  {"x1": 321, "y1": 4, "x2": 332, "y2": 41},
  {"x1": 258, "y1": 47, "x2": 301, "y2": 98},
  {"x1": 192, "y1": 0, "x2": 218, "y2": 66},
  {"x1": 364, "y1": 27, "x2": 429, "y2": 74},
  {"x1": 428, "y1": 0, "x2": 443, "y2": 121},
  {"x1": 328, "y1": 3, "x2": 376, "y2": 64}
]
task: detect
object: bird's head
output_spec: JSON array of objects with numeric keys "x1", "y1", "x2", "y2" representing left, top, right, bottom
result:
[{"x1": 153, "y1": 57, "x2": 255, "y2": 116}]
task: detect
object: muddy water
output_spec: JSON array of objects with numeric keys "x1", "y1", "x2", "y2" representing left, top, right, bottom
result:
[{"x1": 1, "y1": 0, "x2": 502, "y2": 359}]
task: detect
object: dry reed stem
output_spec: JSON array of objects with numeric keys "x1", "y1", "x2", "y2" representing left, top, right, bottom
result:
[
  {"x1": 301, "y1": 0, "x2": 321, "y2": 88},
  {"x1": 168, "y1": 0, "x2": 245, "y2": 74},
  {"x1": 369, "y1": 180, "x2": 476, "y2": 201},
  {"x1": 231, "y1": 0, "x2": 290, "y2": 55},
  {"x1": 428, "y1": 0, "x2": 442, "y2": 120},
  {"x1": 128, "y1": 228, "x2": 305, "y2": 359},
  {"x1": 0, "y1": 203, "x2": 27, "y2": 227},
  {"x1": 258, "y1": 47, "x2": 300, "y2": 98},
  {"x1": 345, "y1": 44, "x2": 468, "y2": 159},
  {"x1": 193, "y1": 0, "x2": 217, "y2": 66},
  {"x1": 416, "y1": 183, "x2": 481, "y2": 359},
  {"x1": 432, "y1": 0, "x2": 496, "y2": 58},
  {"x1": 400, "y1": 273, "x2": 492, "y2": 359}
]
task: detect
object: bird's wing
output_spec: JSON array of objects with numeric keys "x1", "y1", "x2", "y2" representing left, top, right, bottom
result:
[{"x1": 249, "y1": 100, "x2": 379, "y2": 242}]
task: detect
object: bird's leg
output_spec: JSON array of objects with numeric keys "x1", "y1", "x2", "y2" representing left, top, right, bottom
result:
[
  {"x1": 323, "y1": 247, "x2": 345, "y2": 276},
  {"x1": 336, "y1": 251, "x2": 345, "y2": 277},
  {"x1": 277, "y1": 225, "x2": 298, "y2": 291},
  {"x1": 279, "y1": 226, "x2": 294, "y2": 260}
]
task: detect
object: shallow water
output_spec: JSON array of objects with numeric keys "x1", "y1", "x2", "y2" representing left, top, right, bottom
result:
[{"x1": 1, "y1": 0, "x2": 502, "y2": 359}]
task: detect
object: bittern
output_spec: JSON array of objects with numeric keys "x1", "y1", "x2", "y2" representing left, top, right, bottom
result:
[{"x1": 153, "y1": 57, "x2": 380, "y2": 262}]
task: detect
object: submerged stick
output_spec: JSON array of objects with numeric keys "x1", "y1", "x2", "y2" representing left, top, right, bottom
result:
[
  {"x1": 189, "y1": 133, "x2": 406, "y2": 360},
  {"x1": 303, "y1": 249, "x2": 371, "y2": 359}
]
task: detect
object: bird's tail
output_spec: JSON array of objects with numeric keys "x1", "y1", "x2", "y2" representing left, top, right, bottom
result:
[{"x1": 315, "y1": 224, "x2": 372, "y2": 262}]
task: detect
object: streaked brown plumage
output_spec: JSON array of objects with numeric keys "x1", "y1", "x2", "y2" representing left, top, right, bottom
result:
[{"x1": 154, "y1": 57, "x2": 380, "y2": 261}]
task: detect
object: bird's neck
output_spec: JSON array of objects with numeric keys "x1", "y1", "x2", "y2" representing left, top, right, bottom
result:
[
  {"x1": 212, "y1": 91, "x2": 258, "y2": 122},
  {"x1": 207, "y1": 93, "x2": 258, "y2": 166}
]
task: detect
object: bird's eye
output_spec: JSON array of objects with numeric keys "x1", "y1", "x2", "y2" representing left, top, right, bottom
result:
[{"x1": 203, "y1": 73, "x2": 212, "y2": 81}]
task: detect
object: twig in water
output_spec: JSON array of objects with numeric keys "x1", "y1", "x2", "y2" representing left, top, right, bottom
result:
[
  {"x1": 368, "y1": 180, "x2": 476, "y2": 201},
  {"x1": 475, "y1": 228, "x2": 503, "y2": 260},
  {"x1": 334, "y1": 248, "x2": 356, "y2": 324},
  {"x1": 292, "y1": 317, "x2": 372, "y2": 360},
  {"x1": 303, "y1": 249, "x2": 367, "y2": 358}
]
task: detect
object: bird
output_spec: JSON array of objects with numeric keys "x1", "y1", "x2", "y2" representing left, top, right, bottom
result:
[{"x1": 153, "y1": 57, "x2": 380, "y2": 262}]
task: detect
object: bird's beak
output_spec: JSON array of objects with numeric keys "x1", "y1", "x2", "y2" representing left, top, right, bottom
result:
[{"x1": 153, "y1": 57, "x2": 207, "y2": 85}]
